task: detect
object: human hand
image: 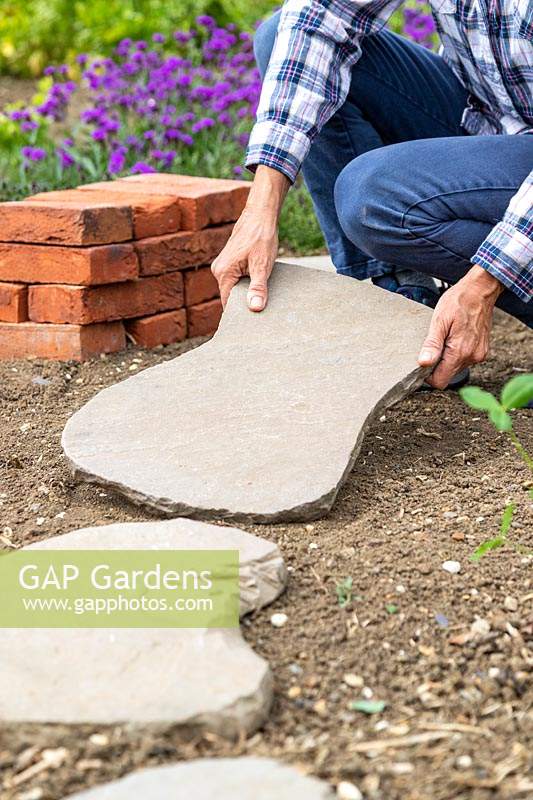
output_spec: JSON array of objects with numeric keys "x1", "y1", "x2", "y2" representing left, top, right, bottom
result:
[
  {"x1": 418, "y1": 266, "x2": 504, "y2": 389},
  {"x1": 211, "y1": 165, "x2": 290, "y2": 312}
]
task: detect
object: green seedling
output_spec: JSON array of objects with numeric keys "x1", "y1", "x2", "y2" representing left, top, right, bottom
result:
[
  {"x1": 385, "y1": 603, "x2": 399, "y2": 614},
  {"x1": 460, "y1": 373, "x2": 533, "y2": 561},
  {"x1": 336, "y1": 576, "x2": 354, "y2": 608}
]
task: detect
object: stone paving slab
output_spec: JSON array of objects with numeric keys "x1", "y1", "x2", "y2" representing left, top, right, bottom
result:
[
  {"x1": 0, "y1": 520, "x2": 279, "y2": 734},
  {"x1": 63, "y1": 262, "x2": 433, "y2": 522},
  {"x1": 68, "y1": 758, "x2": 335, "y2": 799},
  {"x1": 28, "y1": 518, "x2": 287, "y2": 617}
]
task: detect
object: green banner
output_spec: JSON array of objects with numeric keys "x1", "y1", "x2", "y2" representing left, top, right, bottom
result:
[{"x1": 0, "y1": 550, "x2": 239, "y2": 628}]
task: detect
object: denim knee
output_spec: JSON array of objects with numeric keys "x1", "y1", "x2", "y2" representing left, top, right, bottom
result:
[{"x1": 254, "y1": 12, "x2": 281, "y2": 78}]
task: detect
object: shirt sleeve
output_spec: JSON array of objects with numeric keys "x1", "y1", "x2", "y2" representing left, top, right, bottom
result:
[
  {"x1": 471, "y1": 171, "x2": 533, "y2": 304},
  {"x1": 245, "y1": 0, "x2": 402, "y2": 183}
]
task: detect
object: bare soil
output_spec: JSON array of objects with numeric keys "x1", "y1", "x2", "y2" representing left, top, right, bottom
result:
[{"x1": 0, "y1": 311, "x2": 532, "y2": 800}]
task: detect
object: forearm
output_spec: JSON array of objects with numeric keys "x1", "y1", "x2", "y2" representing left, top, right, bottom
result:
[{"x1": 245, "y1": 166, "x2": 291, "y2": 222}]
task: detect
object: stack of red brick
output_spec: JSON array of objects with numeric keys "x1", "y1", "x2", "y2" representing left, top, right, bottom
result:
[{"x1": 0, "y1": 174, "x2": 249, "y2": 361}]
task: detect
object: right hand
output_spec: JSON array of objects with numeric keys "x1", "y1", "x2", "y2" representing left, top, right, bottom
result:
[{"x1": 211, "y1": 165, "x2": 290, "y2": 312}]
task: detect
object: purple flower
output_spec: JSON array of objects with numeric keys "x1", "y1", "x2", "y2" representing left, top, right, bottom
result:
[
  {"x1": 43, "y1": 66, "x2": 56, "y2": 76},
  {"x1": 21, "y1": 120, "x2": 38, "y2": 132},
  {"x1": 21, "y1": 146, "x2": 47, "y2": 162},
  {"x1": 196, "y1": 15, "x2": 215, "y2": 28},
  {"x1": 233, "y1": 166, "x2": 244, "y2": 176},
  {"x1": 152, "y1": 33, "x2": 166, "y2": 43},
  {"x1": 131, "y1": 161, "x2": 157, "y2": 174},
  {"x1": 191, "y1": 117, "x2": 215, "y2": 133},
  {"x1": 57, "y1": 148, "x2": 75, "y2": 168},
  {"x1": 108, "y1": 149, "x2": 126, "y2": 174}
]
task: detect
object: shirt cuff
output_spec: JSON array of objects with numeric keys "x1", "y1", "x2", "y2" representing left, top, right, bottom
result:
[
  {"x1": 471, "y1": 221, "x2": 533, "y2": 304},
  {"x1": 245, "y1": 120, "x2": 312, "y2": 184}
]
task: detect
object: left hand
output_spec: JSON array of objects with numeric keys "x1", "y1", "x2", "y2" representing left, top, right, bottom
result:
[{"x1": 418, "y1": 266, "x2": 504, "y2": 389}]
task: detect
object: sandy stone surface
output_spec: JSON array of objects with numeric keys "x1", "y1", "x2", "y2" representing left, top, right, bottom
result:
[
  {"x1": 62, "y1": 263, "x2": 433, "y2": 522},
  {"x1": 67, "y1": 757, "x2": 335, "y2": 799},
  {"x1": 27, "y1": 518, "x2": 287, "y2": 617},
  {"x1": 0, "y1": 520, "x2": 278, "y2": 735}
]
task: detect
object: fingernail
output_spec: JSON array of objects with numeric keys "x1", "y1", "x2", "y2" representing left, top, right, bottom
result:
[
  {"x1": 249, "y1": 295, "x2": 263, "y2": 310},
  {"x1": 419, "y1": 350, "x2": 432, "y2": 362}
]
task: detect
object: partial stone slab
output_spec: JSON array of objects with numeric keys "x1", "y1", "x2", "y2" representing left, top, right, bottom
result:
[
  {"x1": 68, "y1": 758, "x2": 335, "y2": 799},
  {"x1": 278, "y1": 255, "x2": 335, "y2": 272},
  {"x1": 0, "y1": 520, "x2": 278, "y2": 735},
  {"x1": 28, "y1": 518, "x2": 287, "y2": 617},
  {"x1": 63, "y1": 262, "x2": 433, "y2": 522}
]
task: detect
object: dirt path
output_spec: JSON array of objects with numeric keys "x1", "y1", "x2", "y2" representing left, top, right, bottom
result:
[{"x1": 0, "y1": 311, "x2": 531, "y2": 800}]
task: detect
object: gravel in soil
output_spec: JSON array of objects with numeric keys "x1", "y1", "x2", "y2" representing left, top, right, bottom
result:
[{"x1": 0, "y1": 311, "x2": 531, "y2": 800}]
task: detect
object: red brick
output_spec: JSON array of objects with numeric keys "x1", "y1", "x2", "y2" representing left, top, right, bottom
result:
[
  {"x1": 184, "y1": 266, "x2": 219, "y2": 307},
  {"x1": 29, "y1": 188, "x2": 181, "y2": 239},
  {"x1": 135, "y1": 225, "x2": 233, "y2": 276},
  {"x1": 187, "y1": 299, "x2": 223, "y2": 338},
  {"x1": 0, "y1": 282, "x2": 28, "y2": 322},
  {"x1": 0, "y1": 321, "x2": 125, "y2": 361},
  {"x1": 0, "y1": 200, "x2": 132, "y2": 245},
  {"x1": 125, "y1": 309, "x2": 187, "y2": 348},
  {"x1": 0, "y1": 242, "x2": 138, "y2": 285},
  {"x1": 29, "y1": 273, "x2": 184, "y2": 325},
  {"x1": 121, "y1": 174, "x2": 250, "y2": 229}
]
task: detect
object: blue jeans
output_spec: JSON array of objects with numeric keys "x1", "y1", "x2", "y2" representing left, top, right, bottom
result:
[{"x1": 254, "y1": 14, "x2": 533, "y2": 328}]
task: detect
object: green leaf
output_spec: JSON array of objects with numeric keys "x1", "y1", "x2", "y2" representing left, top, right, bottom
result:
[
  {"x1": 350, "y1": 699, "x2": 386, "y2": 714},
  {"x1": 459, "y1": 386, "x2": 500, "y2": 412},
  {"x1": 385, "y1": 604, "x2": 398, "y2": 615},
  {"x1": 471, "y1": 537, "x2": 505, "y2": 562},
  {"x1": 501, "y1": 374, "x2": 533, "y2": 411},
  {"x1": 488, "y1": 406, "x2": 513, "y2": 432},
  {"x1": 500, "y1": 502, "x2": 515, "y2": 537}
]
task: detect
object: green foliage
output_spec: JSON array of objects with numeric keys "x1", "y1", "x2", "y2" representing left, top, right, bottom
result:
[
  {"x1": 500, "y1": 373, "x2": 533, "y2": 411},
  {"x1": 460, "y1": 374, "x2": 533, "y2": 561},
  {"x1": 336, "y1": 576, "x2": 354, "y2": 608},
  {"x1": 279, "y1": 183, "x2": 325, "y2": 255},
  {"x1": 0, "y1": 0, "x2": 277, "y2": 77},
  {"x1": 471, "y1": 502, "x2": 515, "y2": 562}
]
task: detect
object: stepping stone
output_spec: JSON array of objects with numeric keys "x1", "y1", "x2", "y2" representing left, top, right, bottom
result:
[
  {"x1": 67, "y1": 757, "x2": 335, "y2": 799},
  {"x1": 0, "y1": 520, "x2": 279, "y2": 735},
  {"x1": 63, "y1": 262, "x2": 433, "y2": 522},
  {"x1": 29, "y1": 518, "x2": 287, "y2": 617}
]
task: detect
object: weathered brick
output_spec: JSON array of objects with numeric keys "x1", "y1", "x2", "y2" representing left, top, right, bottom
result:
[
  {"x1": 135, "y1": 224, "x2": 233, "y2": 276},
  {"x1": 187, "y1": 299, "x2": 223, "y2": 338},
  {"x1": 29, "y1": 272, "x2": 184, "y2": 325},
  {"x1": 0, "y1": 321, "x2": 125, "y2": 361},
  {"x1": 0, "y1": 242, "x2": 138, "y2": 285},
  {"x1": 121, "y1": 174, "x2": 250, "y2": 229},
  {"x1": 0, "y1": 200, "x2": 132, "y2": 245},
  {"x1": 29, "y1": 189, "x2": 181, "y2": 239},
  {"x1": 125, "y1": 309, "x2": 187, "y2": 348},
  {"x1": 0, "y1": 282, "x2": 28, "y2": 322},
  {"x1": 184, "y1": 266, "x2": 219, "y2": 307}
]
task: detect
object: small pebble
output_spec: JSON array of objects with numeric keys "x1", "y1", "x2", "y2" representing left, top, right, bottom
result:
[
  {"x1": 89, "y1": 733, "x2": 109, "y2": 746},
  {"x1": 391, "y1": 762, "x2": 414, "y2": 774},
  {"x1": 435, "y1": 613, "x2": 449, "y2": 627},
  {"x1": 456, "y1": 754, "x2": 472, "y2": 769},
  {"x1": 337, "y1": 781, "x2": 363, "y2": 800},
  {"x1": 442, "y1": 560, "x2": 461, "y2": 574},
  {"x1": 270, "y1": 612, "x2": 288, "y2": 628},
  {"x1": 343, "y1": 673, "x2": 364, "y2": 688},
  {"x1": 504, "y1": 596, "x2": 518, "y2": 611},
  {"x1": 361, "y1": 686, "x2": 374, "y2": 699},
  {"x1": 395, "y1": 584, "x2": 406, "y2": 594},
  {"x1": 308, "y1": 542, "x2": 318, "y2": 550},
  {"x1": 19, "y1": 790, "x2": 44, "y2": 800},
  {"x1": 287, "y1": 686, "x2": 301, "y2": 699}
]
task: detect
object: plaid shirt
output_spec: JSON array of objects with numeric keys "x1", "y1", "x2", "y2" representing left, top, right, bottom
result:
[{"x1": 246, "y1": 0, "x2": 533, "y2": 303}]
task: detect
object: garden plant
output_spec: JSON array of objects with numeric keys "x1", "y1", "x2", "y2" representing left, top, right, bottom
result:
[{"x1": 460, "y1": 374, "x2": 533, "y2": 560}]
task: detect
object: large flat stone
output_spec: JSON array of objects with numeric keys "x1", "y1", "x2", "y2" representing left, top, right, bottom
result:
[
  {"x1": 0, "y1": 521, "x2": 276, "y2": 734},
  {"x1": 27, "y1": 518, "x2": 287, "y2": 617},
  {"x1": 67, "y1": 758, "x2": 335, "y2": 799},
  {"x1": 63, "y1": 263, "x2": 433, "y2": 522}
]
